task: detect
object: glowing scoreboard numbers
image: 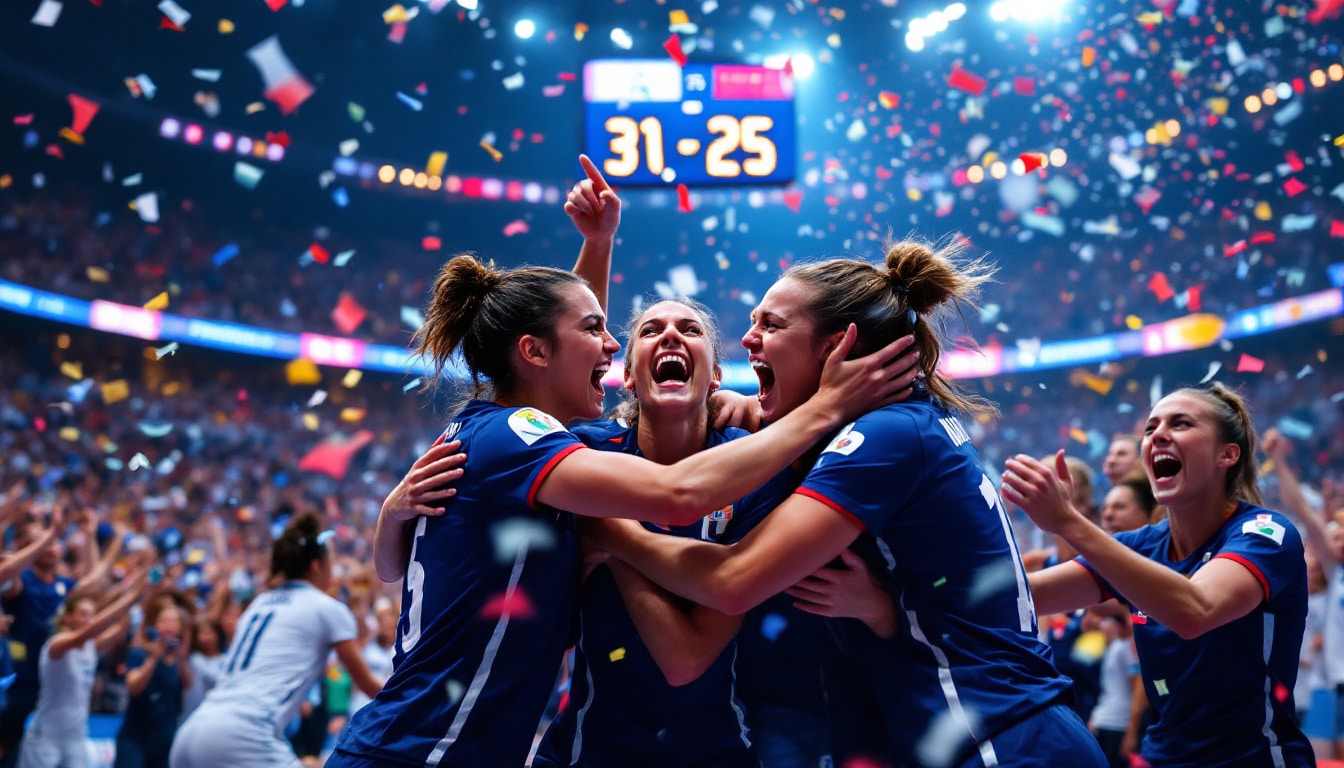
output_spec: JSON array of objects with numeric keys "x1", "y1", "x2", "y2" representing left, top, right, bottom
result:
[{"x1": 583, "y1": 59, "x2": 796, "y2": 186}]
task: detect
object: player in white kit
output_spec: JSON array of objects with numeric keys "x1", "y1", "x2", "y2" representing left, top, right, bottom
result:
[
  {"x1": 170, "y1": 512, "x2": 383, "y2": 768},
  {"x1": 18, "y1": 569, "x2": 149, "y2": 768}
]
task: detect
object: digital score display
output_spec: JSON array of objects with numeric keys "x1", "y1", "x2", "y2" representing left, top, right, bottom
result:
[{"x1": 583, "y1": 59, "x2": 796, "y2": 186}]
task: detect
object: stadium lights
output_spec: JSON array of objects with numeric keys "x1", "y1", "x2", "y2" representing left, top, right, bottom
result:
[
  {"x1": 989, "y1": 0, "x2": 1070, "y2": 23},
  {"x1": 514, "y1": 18, "x2": 535, "y2": 39},
  {"x1": 905, "y1": 3, "x2": 966, "y2": 51},
  {"x1": 763, "y1": 53, "x2": 815, "y2": 80}
]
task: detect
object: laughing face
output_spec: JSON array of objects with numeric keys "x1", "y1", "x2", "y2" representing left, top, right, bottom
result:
[
  {"x1": 545, "y1": 283, "x2": 621, "y2": 423},
  {"x1": 1142, "y1": 392, "x2": 1240, "y2": 507},
  {"x1": 741, "y1": 277, "x2": 834, "y2": 424},
  {"x1": 624, "y1": 301, "x2": 720, "y2": 416}
]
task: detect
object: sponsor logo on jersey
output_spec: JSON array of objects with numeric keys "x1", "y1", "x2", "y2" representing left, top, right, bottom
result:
[
  {"x1": 1131, "y1": 610, "x2": 1148, "y2": 625},
  {"x1": 702, "y1": 505, "x2": 734, "y2": 539},
  {"x1": 508, "y1": 408, "x2": 566, "y2": 445},
  {"x1": 823, "y1": 425, "x2": 865, "y2": 456},
  {"x1": 1242, "y1": 514, "x2": 1285, "y2": 545}
]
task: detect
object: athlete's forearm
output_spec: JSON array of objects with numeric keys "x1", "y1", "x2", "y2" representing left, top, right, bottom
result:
[
  {"x1": 372, "y1": 511, "x2": 411, "y2": 584},
  {"x1": 572, "y1": 235, "x2": 613, "y2": 313}
]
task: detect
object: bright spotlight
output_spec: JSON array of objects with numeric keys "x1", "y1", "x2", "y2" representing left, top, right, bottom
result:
[
  {"x1": 945, "y1": 3, "x2": 967, "y2": 20},
  {"x1": 456, "y1": 0, "x2": 477, "y2": 9},
  {"x1": 159, "y1": 118, "x2": 181, "y2": 139},
  {"x1": 928, "y1": 11, "x2": 948, "y2": 32},
  {"x1": 905, "y1": 32, "x2": 925, "y2": 51},
  {"x1": 514, "y1": 18, "x2": 535, "y2": 39},
  {"x1": 989, "y1": 0, "x2": 1069, "y2": 23},
  {"x1": 790, "y1": 53, "x2": 815, "y2": 79}
]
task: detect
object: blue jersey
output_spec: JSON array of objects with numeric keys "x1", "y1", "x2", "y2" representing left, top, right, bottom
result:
[
  {"x1": 2, "y1": 570, "x2": 76, "y2": 694},
  {"x1": 333, "y1": 401, "x2": 585, "y2": 768},
  {"x1": 1078, "y1": 503, "x2": 1312, "y2": 767},
  {"x1": 536, "y1": 419, "x2": 793, "y2": 768},
  {"x1": 796, "y1": 395, "x2": 1073, "y2": 765}
]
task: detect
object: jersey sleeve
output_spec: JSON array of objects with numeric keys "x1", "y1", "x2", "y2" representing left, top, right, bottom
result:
[
  {"x1": 325, "y1": 599, "x2": 359, "y2": 647},
  {"x1": 1212, "y1": 508, "x2": 1304, "y2": 601},
  {"x1": 795, "y1": 411, "x2": 919, "y2": 533},
  {"x1": 478, "y1": 407, "x2": 587, "y2": 510}
]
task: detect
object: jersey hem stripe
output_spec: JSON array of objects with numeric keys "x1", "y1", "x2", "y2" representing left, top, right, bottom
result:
[
  {"x1": 1214, "y1": 552, "x2": 1271, "y2": 600},
  {"x1": 794, "y1": 487, "x2": 867, "y2": 531},
  {"x1": 528, "y1": 443, "x2": 586, "y2": 508}
]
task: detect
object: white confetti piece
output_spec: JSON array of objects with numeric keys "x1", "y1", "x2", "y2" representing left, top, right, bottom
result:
[{"x1": 31, "y1": 0, "x2": 62, "y2": 26}]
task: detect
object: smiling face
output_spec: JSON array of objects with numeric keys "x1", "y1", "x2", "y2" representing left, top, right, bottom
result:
[
  {"x1": 536, "y1": 283, "x2": 621, "y2": 423},
  {"x1": 624, "y1": 301, "x2": 720, "y2": 418},
  {"x1": 1142, "y1": 392, "x2": 1240, "y2": 508},
  {"x1": 1103, "y1": 437, "x2": 1140, "y2": 484},
  {"x1": 1100, "y1": 485, "x2": 1150, "y2": 534},
  {"x1": 741, "y1": 277, "x2": 833, "y2": 423}
]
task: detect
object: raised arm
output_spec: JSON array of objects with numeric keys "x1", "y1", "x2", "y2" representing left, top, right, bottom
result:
[
  {"x1": 374, "y1": 440, "x2": 466, "y2": 583},
  {"x1": 52, "y1": 570, "x2": 149, "y2": 660},
  {"x1": 566, "y1": 154, "x2": 620, "y2": 313},
  {"x1": 606, "y1": 560, "x2": 742, "y2": 686},
  {"x1": 1003, "y1": 451, "x2": 1264, "y2": 640},
  {"x1": 538, "y1": 329, "x2": 917, "y2": 526},
  {"x1": 1263, "y1": 428, "x2": 1334, "y2": 569},
  {"x1": 0, "y1": 505, "x2": 64, "y2": 590},
  {"x1": 73, "y1": 520, "x2": 125, "y2": 593}
]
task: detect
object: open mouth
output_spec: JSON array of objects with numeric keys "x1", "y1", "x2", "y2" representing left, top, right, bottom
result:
[
  {"x1": 591, "y1": 362, "x2": 610, "y2": 394},
  {"x1": 1151, "y1": 452, "x2": 1182, "y2": 481},
  {"x1": 652, "y1": 352, "x2": 691, "y2": 386},
  {"x1": 751, "y1": 359, "x2": 775, "y2": 401}
]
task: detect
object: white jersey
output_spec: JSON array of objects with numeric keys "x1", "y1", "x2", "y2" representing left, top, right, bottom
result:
[
  {"x1": 1089, "y1": 636, "x2": 1138, "y2": 732},
  {"x1": 1322, "y1": 563, "x2": 1344, "y2": 686},
  {"x1": 347, "y1": 640, "x2": 394, "y2": 714},
  {"x1": 196, "y1": 581, "x2": 357, "y2": 736},
  {"x1": 28, "y1": 637, "x2": 97, "y2": 739}
]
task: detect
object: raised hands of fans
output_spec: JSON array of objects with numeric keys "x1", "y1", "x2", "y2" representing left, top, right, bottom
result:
[
  {"x1": 382, "y1": 440, "x2": 467, "y2": 523},
  {"x1": 564, "y1": 154, "x2": 621, "y2": 240},
  {"x1": 785, "y1": 549, "x2": 897, "y2": 638},
  {"x1": 710, "y1": 390, "x2": 764, "y2": 433},
  {"x1": 1260, "y1": 427, "x2": 1288, "y2": 463}
]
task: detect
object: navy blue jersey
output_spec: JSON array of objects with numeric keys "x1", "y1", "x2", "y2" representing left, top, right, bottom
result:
[
  {"x1": 1077, "y1": 504, "x2": 1312, "y2": 767},
  {"x1": 537, "y1": 418, "x2": 793, "y2": 768},
  {"x1": 797, "y1": 395, "x2": 1073, "y2": 765},
  {"x1": 333, "y1": 401, "x2": 584, "y2": 768},
  {"x1": 2, "y1": 570, "x2": 75, "y2": 692}
]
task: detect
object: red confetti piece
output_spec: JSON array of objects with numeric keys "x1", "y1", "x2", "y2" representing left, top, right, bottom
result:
[
  {"x1": 1330, "y1": 220, "x2": 1344, "y2": 238},
  {"x1": 330, "y1": 292, "x2": 367, "y2": 335},
  {"x1": 1133, "y1": 187, "x2": 1161, "y2": 215},
  {"x1": 1283, "y1": 178, "x2": 1307, "y2": 197},
  {"x1": 1249, "y1": 232, "x2": 1276, "y2": 245},
  {"x1": 878, "y1": 91, "x2": 900, "y2": 109},
  {"x1": 947, "y1": 66, "x2": 987, "y2": 96},
  {"x1": 1236, "y1": 353, "x2": 1265, "y2": 373},
  {"x1": 481, "y1": 590, "x2": 535, "y2": 620},
  {"x1": 1285, "y1": 151, "x2": 1304, "y2": 172},
  {"x1": 1186, "y1": 285, "x2": 1202, "y2": 312},
  {"x1": 387, "y1": 21, "x2": 406, "y2": 43},
  {"x1": 502, "y1": 220, "x2": 529, "y2": 237},
  {"x1": 1019, "y1": 152, "x2": 1047, "y2": 173},
  {"x1": 308, "y1": 243, "x2": 329, "y2": 263},
  {"x1": 159, "y1": 17, "x2": 184, "y2": 31},
  {"x1": 1223, "y1": 240, "x2": 1247, "y2": 258},
  {"x1": 422, "y1": 236, "x2": 442, "y2": 251},
  {"x1": 1013, "y1": 76, "x2": 1036, "y2": 96},
  {"x1": 783, "y1": 190, "x2": 803, "y2": 213},
  {"x1": 1148, "y1": 273, "x2": 1175, "y2": 303},
  {"x1": 264, "y1": 0, "x2": 286, "y2": 10},
  {"x1": 1307, "y1": 0, "x2": 1344, "y2": 24},
  {"x1": 13, "y1": 114, "x2": 34, "y2": 125},
  {"x1": 45, "y1": 143, "x2": 64, "y2": 159},
  {"x1": 298, "y1": 429, "x2": 374, "y2": 479},
  {"x1": 558, "y1": 72, "x2": 576, "y2": 81},
  {"x1": 264, "y1": 130, "x2": 291, "y2": 148},
  {"x1": 662, "y1": 34, "x2": 687, "y2": 67},
  {"x1": 677, "y1": 184, "x2": 692, "y2": 213},
  {"x1": 67, "y1": 93, "x2": 99, "y2": 137}
]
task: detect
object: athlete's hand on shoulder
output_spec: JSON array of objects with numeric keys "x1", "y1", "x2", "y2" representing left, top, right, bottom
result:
[
  {"x1": 1000, "y1": 450, "x2": 1085, "y2": 537},
  {"x1": 382, "y1": 440, "x2": 467, "y2": 523},
  {"x1": 710, "y1": 389, "x2": 763, "y2": 432},
  {"x1": 786, "y1": 549, "x2": 897, "y2": 639},
  {"x1": 564, "y1": 154, "x2": 621, "y2": 241},
  {"x1": 814, "y1": 328, "x2": 919, "y2": 424}
]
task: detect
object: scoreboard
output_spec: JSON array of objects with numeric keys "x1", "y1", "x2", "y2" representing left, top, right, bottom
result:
[{"x1": 583, "y1": 59, "x2": 796, "y2": 186}]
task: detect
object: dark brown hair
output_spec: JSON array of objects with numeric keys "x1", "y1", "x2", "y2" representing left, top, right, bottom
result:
[
  {"x1": 614, "y1": 298, "x2": 725, "y2": 426},
  {"x1": 412, "y1": 253, "x2": 586, "y2": 399},
  {"x1": 1170, "y1": 383, "x2": 1264, "y2": 506},
  {"x1": 269, "y1": 511, "x2": 329, "y2": 582},
  {"x1": 1112, "y1": 475, "x2": 1159, "y2": 520},
  {"x1": 784, "y1": 237, "x2": 997, "y2": 417}
]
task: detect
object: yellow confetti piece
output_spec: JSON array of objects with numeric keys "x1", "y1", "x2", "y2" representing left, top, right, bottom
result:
[
  {"x1": 58, "y1": 427, "x2": 80, "y2": 442},
  {"x1": 427, "y1": 151, "x2": 448, "y2": 177},
  {"x1": 383, "y1": 4, "x2": 409, "y2": 23},
  {"x1": 1334, "y1": 134, "x2": 1344, "y2": 147},
  {"x1": 340, "y1": 407, "x2": 367, "y2": 422},
  {"x1": 143, "y1": 291, "x2": 169, "y2": 311},
  {"x1": 59, "y1": 128, "x2": 85, "y2": 145},
  {"x1": 669, "y1": 9, "x2": 688, "y2": 26},
  {"x1": 161, "y1": 381, "x2": 181, "y2": 396},
  {"x1": 906, "y1": 188, "x2": 922, "y2": 202},
  {"x1": 826, "y1": 33, "x2": 841, "y2": 48},
  {"x1": 1069, "y1": 428, "x2": 1089, "y2": 444},
  {"x1": 574, "y1": 22, "x2": 588, "y2": 40},
  {"x1": 218, "y1": 18, "x2": 234, "y2": 33},
  {"x1": 0, "y1": 175, "x2": 12, "y2": 189},
  {"x1": 342, "y1": 369, "x2": 363, "y2": 388},
  {"x1": 59, "y1": 361, "x2": 83, "y2": 380},
  {"x1": 245, "y1": 101, "x2": 266, "y2": 114},
  {"x1": 100, "y1": 379, "x2": 129, "y2": 404},
  {"x1": 1253, "y1": 201, "x2": 1272, "y2": 221},
  {"x1": 1081, "y1": 46, "x2": 1096, "y2": 67},
  {"x1": 829, "y1": 8, "x2": 845, "y2": 19},
  {"x1": 285, "y1": 358, "x2": 322, "y2": 386},
  {"x1": 608, "y1": 647, "x2": 626, "y2": 662},
  {"x1": 1124, "y1": 315, "x2": 1143, "y2": 330},
  {"x1": 1069, "y1": 370, "x2": 1115, "y2": 396},
  {"x1": 480, "y1": 141, "x2": 502, "y2": 162},
  {"x1": 1208, "y1": 97, "x2": 1228, "y2": 116},
  {"x1": 86, "y1": 266, "x2": 110, "y2": 283},
  {"x1": 302, "y1": 413, "x2": 320, "y2": 430}
]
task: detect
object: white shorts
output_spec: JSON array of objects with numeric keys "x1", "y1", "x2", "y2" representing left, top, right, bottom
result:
[
  {"x1": 17, "y1": 731, "x2": 89, "y2": 768},
  {"x1": 169, "y1": 708, "x2": 302, "y2": 768}
]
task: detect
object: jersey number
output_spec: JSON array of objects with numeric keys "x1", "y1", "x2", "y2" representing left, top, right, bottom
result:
[
  {"x1": 225, "y1": 610, "x2": 275, "y2": 673},
  {"x1": 979, "y1": 473, "x2": 1037, "y2": 633},
  {"x1": 400, "y1": 516, "x2": 429, "y2": 653}
]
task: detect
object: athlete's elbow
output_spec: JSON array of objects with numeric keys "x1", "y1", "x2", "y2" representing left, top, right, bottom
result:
[{"x1": 658, "y1": 483, "x2": 710, "y2": 528}]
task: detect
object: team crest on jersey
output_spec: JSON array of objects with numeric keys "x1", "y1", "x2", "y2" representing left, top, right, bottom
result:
[
  {"x1": 822, "y1": 426, "x2": 864, "y2": 456},
  {"x1": 702, "y1": 505, "x2": 734, "y2": 539},
  {"x1": 1242, "y1": 514, "x2": 1285, "y2": 545},
  {"x1": 508, "y1": 408, "x2": 566, "y2": 445}
]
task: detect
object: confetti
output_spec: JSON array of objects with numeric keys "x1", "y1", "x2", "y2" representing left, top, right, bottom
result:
[
  {"x1": 217, "y1": 18, "x2": 234, "y2": 33},
  {"x1": 396, "y1": 92, "x2": 423, "y2": 111},
  {"x1": 233, "y1": 162, "x2": 264, "y2": 190},
  {"x1": 153, "y1": 342, "x2": 179, "y2": 359},
  {"x1": 285, "y1": 358, "x2": 322, "y2": 386},
  {"x1": 662, "y1": 34, "x2": 687, "y2": 67},
  {"x1": 298, "y1": 430, "x2": 375, "y2": 479},
  {"x1": 143, "y1": 292, "x2": 169, "y2": 311},
  {"x1": 246, "y1": 36, "x2": 315, "y2": 115},
  {"x1": 677, "y1": 184, "x2": 692, "y2": 213},
  {"x1": 608, "y1": 647, "x2": 627, "y2": 662},
  {"x1": 331, "y1": 292, "x2": 367, "y2": 334},
  {"x1": 402, "y1": 377, "x2": 423, "y2": 393},
  {"x1": 132, "y1": 191, "x2": 159, "y2": 222},
  {"x1": 1235, "y1": 354, "x2": 1265, "y2": 373},
  {"x1": 31, "y1": 0, "x2": 63, "y2": 27},
  {"x1": 341, "y1": 369, "x2": 362, "y2": 388},
  {"x1": 422, "y1": 236, "x2": 442, "y2": 251},
  {"x1": 333, "y1": 250, "x2": 356, "y2": 267},
  {"x1": 479, "y1": 141, "x2": 502, "y2": 161},
  {"x1": 139, "y1": 422, "x2": 174, "y2": 438},
  {"x1": 502, "y1": 220, "x2": 529, "y2": 237},
  {"x1": 61, "y1": 94, "x2": 99, "y2": 144},
  {"x1": 59, "y1": 361, "x2": 83, "y2": 380},
  {"x1": 426, "y1": 151, "x2": 447, "y2": 177},
  {"x1": 947, "y1": 66, "x2": 986, "y2": 96},
  {"x1": 307, "y1": 389, "x2": 327, "y2": 408},
  {"x1": 127, "y1": 453, "x2": 151, "y2": 471},
  {"x1": 86, "y1": 266, "x2": 110, "y2": 283},
  {"x1": 759, "y1": 613, "x2": 787, "y2": 641},
  {"x1": 158, "y1": 0, "x2": 190, "y2": 27}
]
